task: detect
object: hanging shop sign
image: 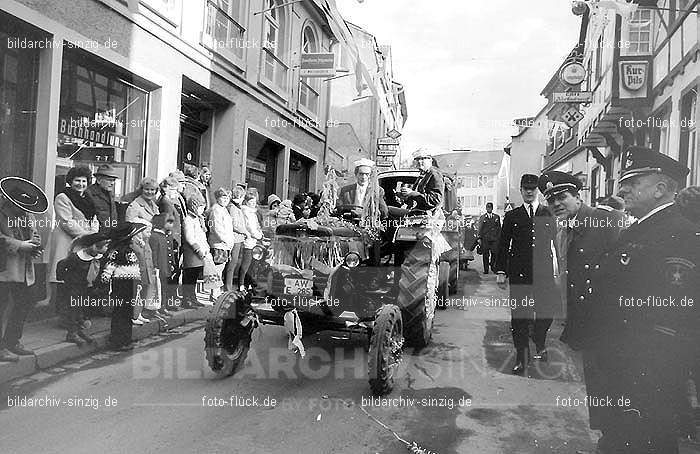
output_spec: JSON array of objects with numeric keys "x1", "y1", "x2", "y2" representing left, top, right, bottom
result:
[
  {"x1": 559, "y1": 61, "x2": 587, "y2": 86},
  {"x1": 377, "y1": 137, "x2": 400, "y2": 146},
  {"x1": 387, "y1": 129, "x2": 402, "y2": 139},
  {"x1": 300, "y1": 53, "x2": 336, "y2": 77},
  {"x1": 620, "y1": 61, "x2": 647, "y2": 91},
  {"x1": 561, "y1": 106, "x2": 584, "y2": 128},
  {"x1": 553, "y1": 91, "x2": 593, "y2": 103},
  {"x1": 58, "y1": 116, "x2": 128, "y2": 149}
]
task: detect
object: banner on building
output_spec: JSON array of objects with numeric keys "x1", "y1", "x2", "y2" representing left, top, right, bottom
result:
[{"x1": 300, "y1": 53, "x2": 336, "y2": 77}]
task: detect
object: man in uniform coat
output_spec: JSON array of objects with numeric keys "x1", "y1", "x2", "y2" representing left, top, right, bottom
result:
[
  {"x1": 477, "y1": 202, "x2": 500, "y2": 274},
  {"x1": 539, "y1": 171, "x2": 624, "y2": 452},
  {"x1": 400, "y1": 147, "x2": 444, "y2": 211},
  {"x1": 495, "y1": 174, "x2": 561, "y2": 375},
  {"x1": 591, "y1": 147, "x2": 700, "y2": 453}
]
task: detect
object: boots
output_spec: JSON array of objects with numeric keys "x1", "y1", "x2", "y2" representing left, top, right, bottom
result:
[{"x1": 512, "y1": 347, "x2": 529, "y2": 375}]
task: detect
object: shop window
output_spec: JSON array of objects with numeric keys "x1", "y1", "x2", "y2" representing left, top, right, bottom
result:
[
  {"x1": 57, "y1": 49, "x2": 150, "y2": 199},
  {"x1": 299, "y1": 25, "x2": 321, "y2": 118},
  {"x1": 260, "y1": 0, "x2": 289, "y2": 96},
  {"x1": 0, "y1": 16, "x2": 40, "y2": 179},
  {"x1": 288, "y1": 151, "x2": 313, "y2": 198},
  {"x1": 203, "y1": 0, "x2": 247, "y2": 67},
  {"x1": 246, "y1": 130, "x2": 280, "y2": 199}
]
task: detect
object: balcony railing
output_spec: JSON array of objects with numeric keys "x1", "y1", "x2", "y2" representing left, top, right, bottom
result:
[
  {"x1": 261, "y1": 47, "x2": 289, "y2": 95},
  {"x1": 299, "y1": 78, "x2": 320, "y2": 117},
  {"x1": 203, "y1": 1, "x2": 246, "y2": 66}
]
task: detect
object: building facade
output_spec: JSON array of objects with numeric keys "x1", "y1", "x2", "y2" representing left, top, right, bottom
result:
[
  {"x1": 435, "y1": 150, "x2": 503, "y2": 216},
  {"x1": 327, "y1": 22, "x2": 407, "y2": 173}
]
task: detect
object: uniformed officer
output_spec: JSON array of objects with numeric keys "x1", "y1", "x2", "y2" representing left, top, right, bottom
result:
[
  {"x1": 539, "y1": 171, "x2": 624, "y2": 453},
  {"x1": 591, "y1": 147, "x2": 700, "y2": 453},
  {"x1": 495, "y1": 174, "x2": 561, "y2": 375}
]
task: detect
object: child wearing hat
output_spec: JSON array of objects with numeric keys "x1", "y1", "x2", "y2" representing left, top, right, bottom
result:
[{"x1": 56, "y1": 232, "x2": 110, "y2": 345}]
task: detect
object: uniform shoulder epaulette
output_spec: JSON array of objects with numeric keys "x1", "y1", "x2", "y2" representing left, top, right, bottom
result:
[{"x1": 597, "y1": 205, "x2": 613, "y2": 212}]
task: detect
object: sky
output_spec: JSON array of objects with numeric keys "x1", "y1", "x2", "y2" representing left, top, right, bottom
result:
[{"x1": 336, "y1": 0, "x2": 582, "y2": 160}]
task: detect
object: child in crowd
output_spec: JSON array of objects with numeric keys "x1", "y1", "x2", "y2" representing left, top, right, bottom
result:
[
  {"x1": 100, "y1": 222, "x2": 146, "y2": 351},
  {"x1": 239, "y1": 194, "x2": 264, "y2": 291},
  {"x1": 149, "y1": 212, "x2": 176, "y2": 316},
  {"x1": 275, "y1": 199, "x2": 296, "y2": 223},
  {"x1": 55, "y1": 232, "x2": 110, "y2": 346}
]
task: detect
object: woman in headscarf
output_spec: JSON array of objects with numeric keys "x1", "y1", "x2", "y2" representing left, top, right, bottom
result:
[
  {"x1": 182, "y1": 197, "x2": 210, "y2": 307},
  {"x1": 48, "y1": 166, "x2": 99, "y2": 321}
]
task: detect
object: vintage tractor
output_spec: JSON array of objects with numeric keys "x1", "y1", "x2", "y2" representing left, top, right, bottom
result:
[{"x1": 204, "y1": 169, "x2": 458, "y2": 395}]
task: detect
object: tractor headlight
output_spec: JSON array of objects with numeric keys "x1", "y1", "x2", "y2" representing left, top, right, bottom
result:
[
  {"x1": 344, "y1": 252, "x2": 361, "y2": 268},
  {"x1": 252, "y1": 246, "x2": 264, "y2": 261}
]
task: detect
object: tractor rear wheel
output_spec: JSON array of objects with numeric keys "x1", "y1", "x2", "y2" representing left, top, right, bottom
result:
[{"x1": 397, "y1": 241, "x2": 437, "y2": 348}]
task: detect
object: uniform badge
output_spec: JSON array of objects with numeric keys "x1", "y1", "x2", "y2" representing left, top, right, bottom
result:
[{"x1": 664, "y1": 257, "x2": 696, "y2": 287}]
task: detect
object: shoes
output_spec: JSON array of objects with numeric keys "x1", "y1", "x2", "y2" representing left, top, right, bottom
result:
[
  {"x1": 0, "y1": 348, "x2": 20, "y2": 362},
  {"x1": 77, "y1": 330, "x2": 96, "y2": 344},
  {"x1": 239, "y1": 285, "x2": 246, "y2": 292},
  {"x1": 132, "y1": 318, "x2": 144, "y2": 326},
  {"x1": 137, "y1": 314, "x2": 151, "y2": 323},
  {"x1": 512, "y1": 348, "x2": 528, "y2": 375},
  {"x1": 512, "y1": 361, "x2": 525, "y2": 375},
  {"x1": 65, "y1": 332, "x2": 85, "y2": 346},
  {"x1": 533, "y1": 349, "x2": 548, "y2": 362},
  {"x1": 8, "y1": 344, "x2": 34, "y2": 356}
]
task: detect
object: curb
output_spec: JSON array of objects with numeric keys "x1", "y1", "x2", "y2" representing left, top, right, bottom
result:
[{"x1": 0, "y1": 306, "x2": 211, "y2": 385}]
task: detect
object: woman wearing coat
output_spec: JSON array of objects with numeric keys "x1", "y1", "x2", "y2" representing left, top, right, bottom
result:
[
  {"x1": 182, "y1": 197, "x2": 210, "y2": 308},
  {"x1": 225, "y1": 186, "x2": 250, "y2": 291},
  {"x1": 47, "y1": 166, "x2": 99, "y2": 320},
  {"x1": 125, "y1": 177, "x2": 160, "y2": 324},
  {"x1": 206, "y1": 187, "x2": 233, "y2": 300}
]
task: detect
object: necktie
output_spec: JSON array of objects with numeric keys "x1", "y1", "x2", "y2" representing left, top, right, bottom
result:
[{"x1": 528, "y1": 204, "x2": 534, "y2": 218}]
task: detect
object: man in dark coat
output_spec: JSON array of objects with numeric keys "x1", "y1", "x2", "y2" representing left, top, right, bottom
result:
[
  {"x1": 85, "y1": 164, "x2": 119, "y2": 231},
  {"x1": 336, "y1": 158, "x2": 388, "y2": 219},
  {"x1": 539, "y1": 171, "x2": 624, "y2": 452},
  {"x1": 477, "y1": 202, "x2": 500, "y2": 274},
  {"x1": 590, "y1": 147, "x2": 700, "y2": 454},
  {"x1": 401, "y1": 147, "x2": 444, "y2": 211},
  {"x1": 495, "y1": 174, "x2": 561, "y2": 375}
]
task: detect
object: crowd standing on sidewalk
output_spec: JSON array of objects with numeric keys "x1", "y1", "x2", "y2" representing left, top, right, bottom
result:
[{"x1": 0, "y1": 163, "x2": 317, "y2": 357}]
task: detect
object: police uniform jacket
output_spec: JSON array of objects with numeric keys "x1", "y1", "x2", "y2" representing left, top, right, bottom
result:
[
  {"x1": 495, "y1": 204, "x2": 560, "y2": 316},
  {"x1": 559, "y1": 204, "x2": 624, "y2": 350},
  {"x1": 590, "y1": 204, "x2": 700, "y2": 352},
  {"x1": 478, "y1": 213, "x2": 501, "y2": 242}
]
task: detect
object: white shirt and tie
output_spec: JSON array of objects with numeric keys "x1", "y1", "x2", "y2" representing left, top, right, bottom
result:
[
  {"x1": 525, "y1": 199, "x2": 540, "y2": 218},
  {"x1": 354, "y1": 183, "x2": 368, "y2": 207}
]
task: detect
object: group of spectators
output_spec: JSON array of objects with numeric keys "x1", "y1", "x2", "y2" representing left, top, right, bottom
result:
[{"x1": 0, "y1": 161, "x2": 322, "y2": 357}]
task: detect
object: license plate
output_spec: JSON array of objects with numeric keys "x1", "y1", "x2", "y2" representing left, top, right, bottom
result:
[{"x1": 284, "y1": 278, "x2": 313, "y2": 295}]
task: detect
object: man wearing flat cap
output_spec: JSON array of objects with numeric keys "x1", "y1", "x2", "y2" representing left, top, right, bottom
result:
[
  {"x1": 400, "y1": 147, "x2": 444, "y2": 211},
  {"x1": 337, "y1": 158, "x2": 388, "y2": 219},
  {"x1": 0, "y1": 177, "x2": 48, "y2": 361},
  {"x1": 539, "y1": 170, "x2": 624, "y2": 451},
  {"x1": 495, "y1": 173, "x2": 560, "y2": 375},
  {"x1": 590, "y1": 146, "x2": 700, "y2": 453},
  {"x1": 85, "y1": 164, "x2": 120, "y2": 232}
]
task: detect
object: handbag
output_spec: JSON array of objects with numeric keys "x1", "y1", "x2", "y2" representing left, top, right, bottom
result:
[
  {"x1": 202, "y1": 254, "x2": 223, "y2": 291},
  {"x1": 211, "y1": 248, "x2": 230, "y2": 265}
]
